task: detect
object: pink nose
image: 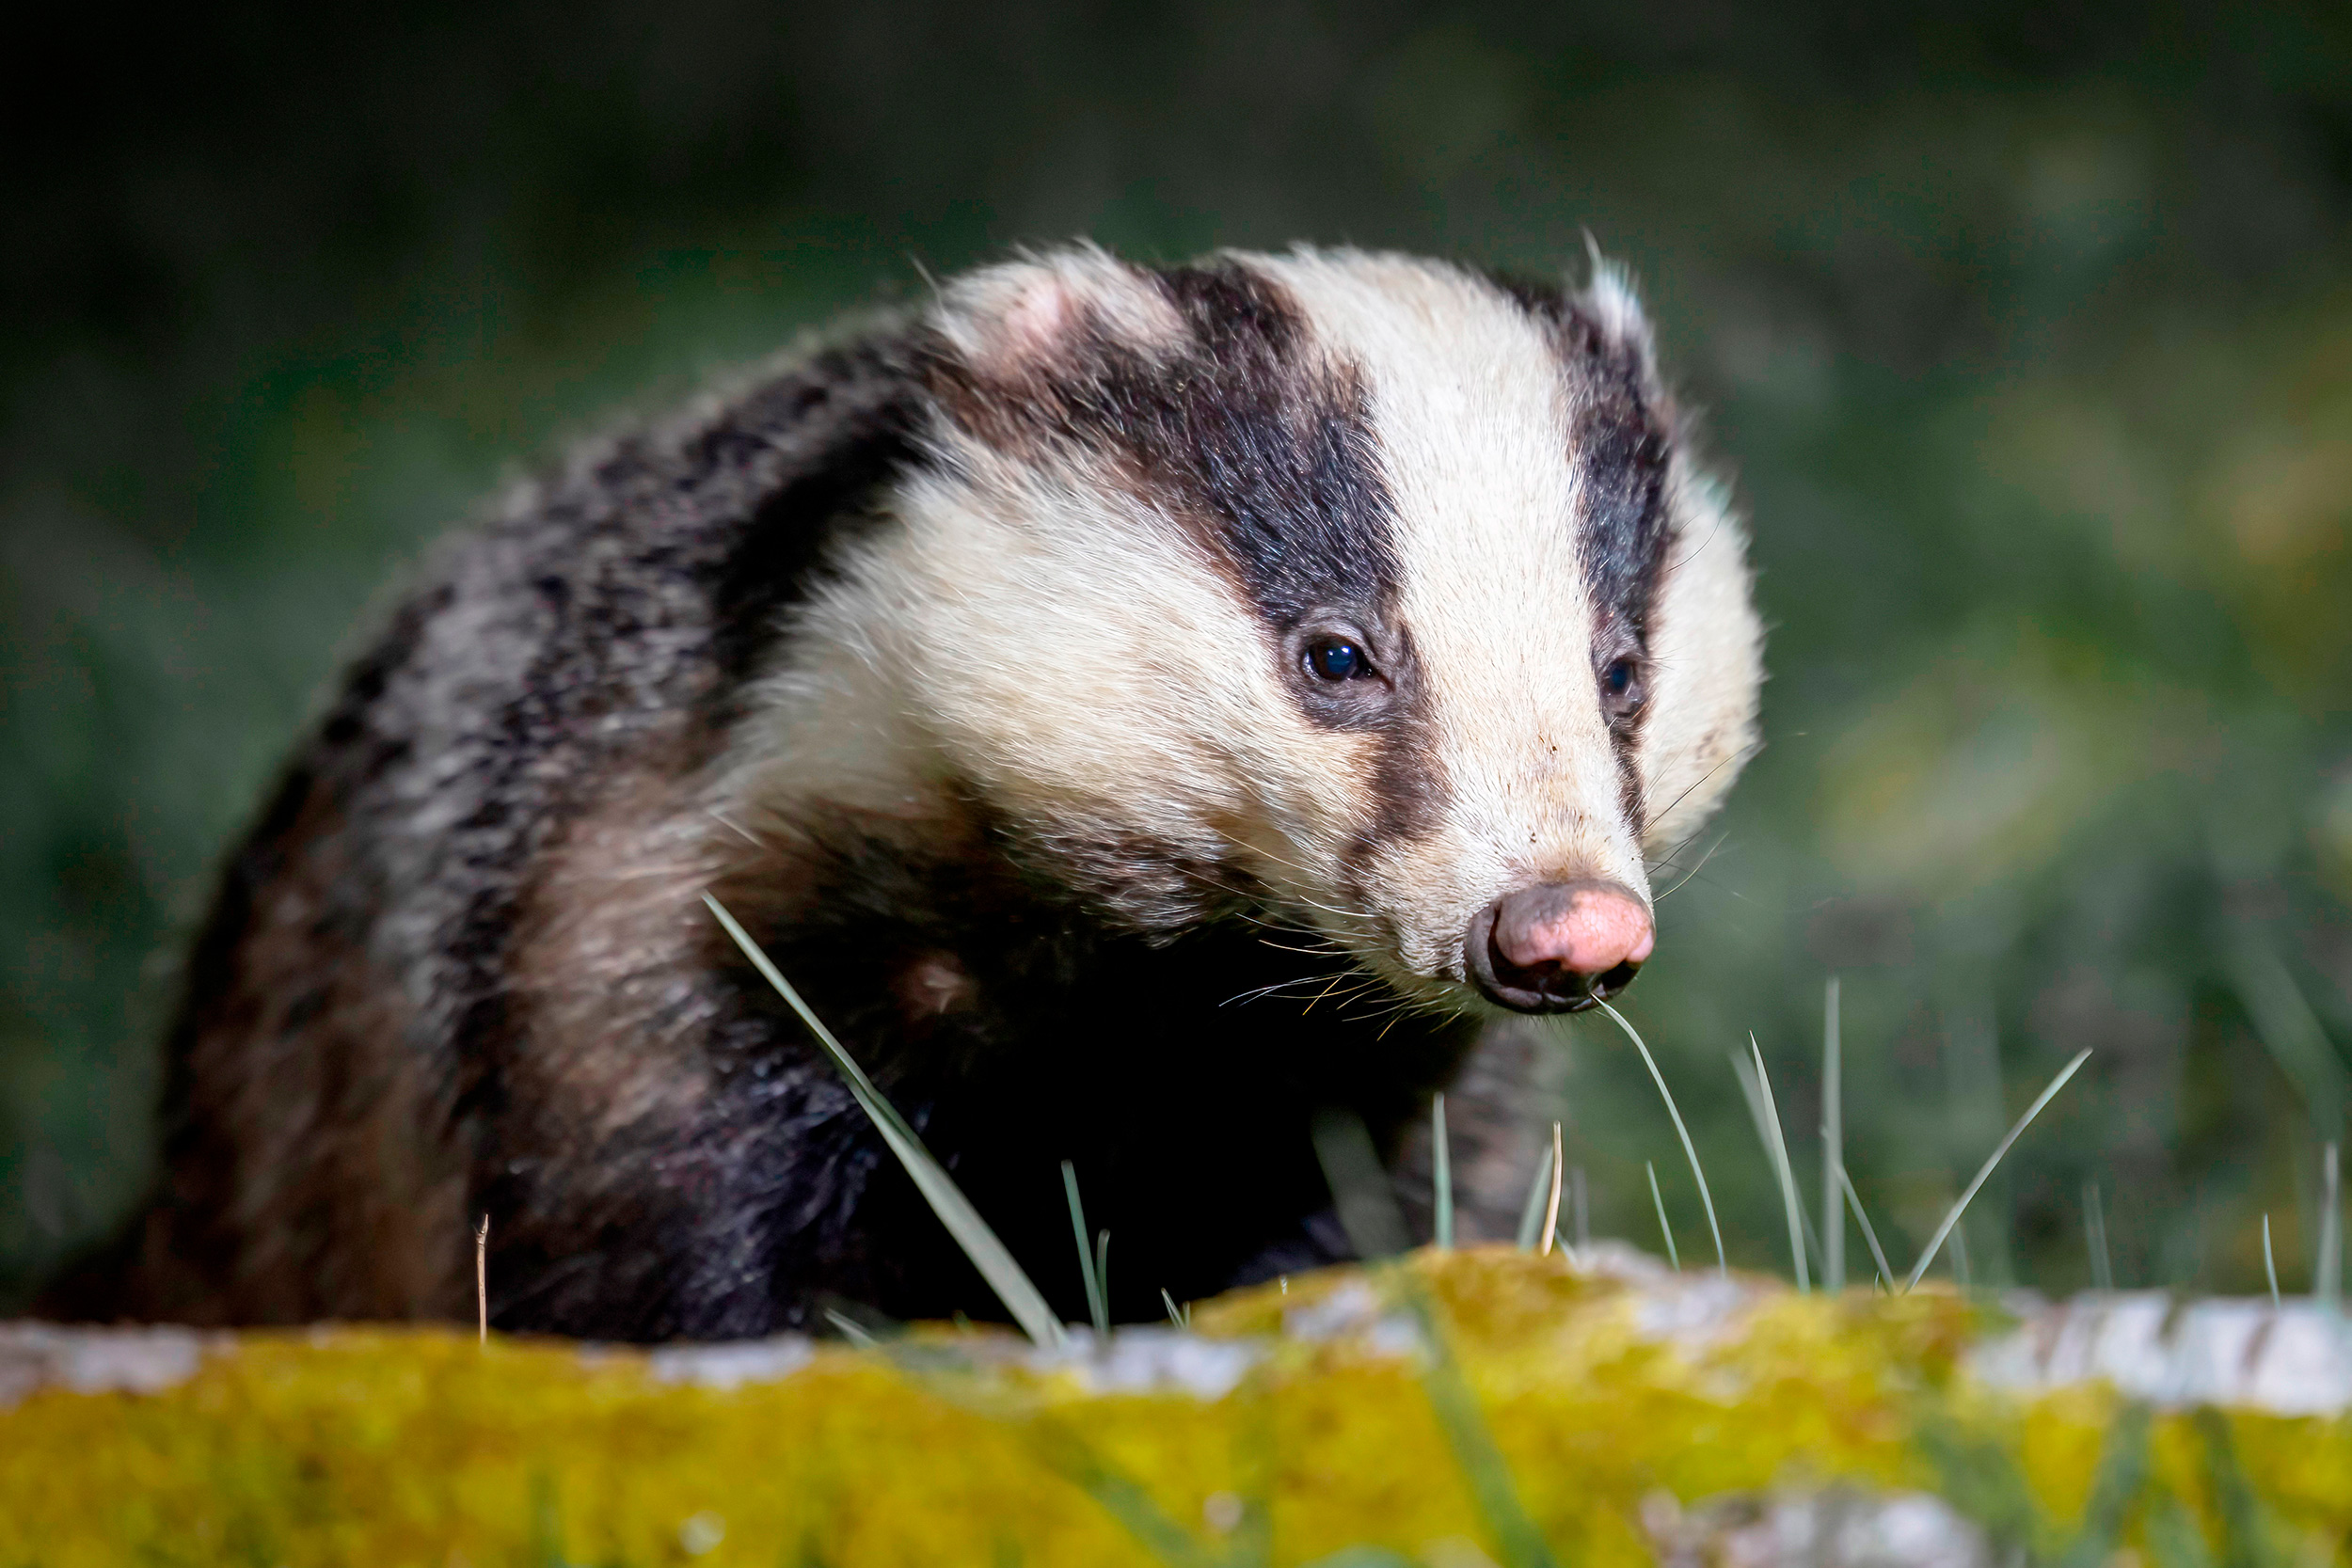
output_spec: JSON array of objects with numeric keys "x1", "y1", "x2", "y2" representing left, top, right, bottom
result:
[{"x1": 1468, "y1": 879, "x2": 1654, "y2": 1013}]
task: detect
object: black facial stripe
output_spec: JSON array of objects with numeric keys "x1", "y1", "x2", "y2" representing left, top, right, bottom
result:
[
  {"x1": 923, "y1": 261, "x2": 1404, "y2": 641},
  {"x1": 1616, "y1": 744, "x2": 1648, "y2": 844},
  {"x1": 1483, "y1": 276, "x2": 1675, "y2": 633},
  {"x1": 1133, "y1": 264, "x2": 1446, "y2": 861},
  {"x1": 924, "y1": 257, "x2": 1449, "y2": 863},
  {"x1": 1131, "y1": 263, "x2": 1404, "y2": 632},
  {"x1": 1482, "y1": 270, "x2": 1675, "y2": 825},
  {"x1": 1572, "y1": 372, "x2": 1672, "y2": 643},
  {"x1": 1571, "y1": 344, "x2": 1670, "y2": 837}
]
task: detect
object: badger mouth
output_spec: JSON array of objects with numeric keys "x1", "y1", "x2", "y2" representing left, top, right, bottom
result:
[{"x1": 1461, "y1": 880, "x2": 1651, "y2": 1014}]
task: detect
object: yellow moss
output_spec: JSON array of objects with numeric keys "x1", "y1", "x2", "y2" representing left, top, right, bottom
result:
[{"x1": 5, "y1": 1250, "x2": 2349, "y2": 1567}]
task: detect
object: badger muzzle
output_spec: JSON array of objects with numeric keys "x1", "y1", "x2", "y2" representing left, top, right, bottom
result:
[{"x1": 1464, "y1": 879, "x2": 1654, "y2": 1013}]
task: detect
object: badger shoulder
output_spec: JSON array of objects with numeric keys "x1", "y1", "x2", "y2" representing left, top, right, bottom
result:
[{"x1": 56, "y1": 328, "x2": 939, "y2": 1330}]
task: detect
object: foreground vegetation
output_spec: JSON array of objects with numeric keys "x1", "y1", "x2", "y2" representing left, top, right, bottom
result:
[{"x1": 6, "y1": 1247, "x2": 2349, "y2": 1567}]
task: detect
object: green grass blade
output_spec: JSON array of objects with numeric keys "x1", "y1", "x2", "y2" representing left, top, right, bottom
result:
[
  {"x1": 1905, "y1": 1048, "x2": 2091, "y2": 1292},
  {"x1": 1515, "y1": 1145, "x2": 1550, "y2": 1252},
  {"x1": 1596, "y1": 1001, "x2": 1726, "y2": 1275},
  {"x1": 2144, "y1": 1497, "x2": 2220, "y2": 1568},
  {"x1": 1822, "y1": 975, "x2": 1845, "y2": 1292},
  {"x1": 1796, "y1": 1186, "x2": 1829, "y2": 1284},
  {"x1": 2085, "y1": 1180, "x2": 2115, "y2": 1292},
  {"x1": 1645, "y1": 1159, "x2": 1679, "y2": 1270},
  {"x1": 1910, "y1": 1406, "x2": 2054, "y2": 1563},
  {"x1": 1944, "y1": 1010, "x2": 2018, "y2": 1287},
  {"x1": 1094, "y1": 1230, "x2": 1112, "y2": 1325},
  {"x1": 706, "y1": 894, "x2": 1067, "y2": 1349},
  {"x1": 1024, "y1": 1418, "x2": 1225, "y2": 1568},
  {"x1": 529, "y1": 1471, "x2": 567, "y2": 1568},
  {"x1": 1160, "y1": 1288, "x2": 1189, "y2": 1330},
  {"x1": 2057, "y1": 1402, "x2": 2153, "y2": 1568},
  {"x1": 1540, "y1": 1122, "x2": 1564, "y2": 1257},
  {"x1": 2191, "y1": 1407, "x2": 2272, "y2": 1568},
  {"x1": 1311, "y1": 1106, "x2": 1409, "y2": 1259},
  {"x1": 1433, "y1": 1091, "x2": 1454, "y2": 1251},
  {"x1": 2263, "y1": 1214, "x2": 2280, "y2": 1308},
  {"x1": 821, "y1": 1307, "x2": 880, "y2": 1349},
  {"x1": 1735, "y1": 1037, "x2": 1809, "y2": 1291},
  {"x1": 1387, "y1": 1272, "x2": 1560, "y2": 1568},
  {"x1": 851, "y1": 1323, "x2": 1224, "y2": 1568},
  {"x1": 2229, "y1": 942, "x2": 2347, "y2": 1144},
  {"x1": 2322, "y1": 1142, "x2": 2343, "y2": 1311},
  {"x1": 1837, "y1": 1166, "x2": 1896, "y2": 1291},
  {"x1": 1062, "y1": 1161, "x2": 1107, "y2": 1337}
]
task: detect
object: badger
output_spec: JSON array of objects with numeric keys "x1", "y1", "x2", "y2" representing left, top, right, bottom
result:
[{"x1": 47, "y1": 245, "x2": 1762, "y2": 1340}]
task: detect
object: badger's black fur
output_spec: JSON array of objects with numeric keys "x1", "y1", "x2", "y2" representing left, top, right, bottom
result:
[{"x1": 43, "y1": 246, "x2": 1761, "y2": 1339}]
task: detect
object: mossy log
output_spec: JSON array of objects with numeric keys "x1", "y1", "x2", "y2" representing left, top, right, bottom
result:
[{"x1": 5, "y1": 1246, "x2": 2348, "y2": 1566}]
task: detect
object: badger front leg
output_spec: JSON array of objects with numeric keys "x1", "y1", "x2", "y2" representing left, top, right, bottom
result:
[
  {"x1": 1220, "y1": 1022, "x2": 1566, "y2": 1287},
  {"x1": 1390, "y1": 1022, "x2": 1567, "y2": 1246}
]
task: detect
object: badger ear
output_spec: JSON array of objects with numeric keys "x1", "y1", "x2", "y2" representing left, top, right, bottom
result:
[
  {"x1": 931, "y1": 245, "x2": 1183, "y2": 386},
  {"x1": 1573, "y1": 240, "x2": 1660, "y2": 381}
]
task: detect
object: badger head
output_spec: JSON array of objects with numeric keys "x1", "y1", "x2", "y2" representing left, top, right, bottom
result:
[{"x1": 765, "y1": 245, "x2": 1762, "y2": 1019}]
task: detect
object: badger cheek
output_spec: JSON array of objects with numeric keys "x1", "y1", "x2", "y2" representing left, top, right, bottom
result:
[{"x1": 1333, "y1": 831, "x2": 1486, "y2": 992}]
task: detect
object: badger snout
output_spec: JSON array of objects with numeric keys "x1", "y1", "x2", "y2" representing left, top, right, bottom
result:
[{"x1": 1465, "y1": 879, "x2": 1654, "y2": 1013}]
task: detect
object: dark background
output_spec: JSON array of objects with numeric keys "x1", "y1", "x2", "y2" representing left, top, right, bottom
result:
[{"x1": 6, "y1": 1, "x2": 2349, "y2": 1310}]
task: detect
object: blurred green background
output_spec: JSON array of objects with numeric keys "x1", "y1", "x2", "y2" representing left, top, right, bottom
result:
[{"x1": 5, "y1": 0, "x2": 2349, "y2": 1312}]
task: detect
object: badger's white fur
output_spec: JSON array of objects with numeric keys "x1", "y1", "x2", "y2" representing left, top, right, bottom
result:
[
  {"x1": 725, "y1": 245, "x2": 1759, "y2": 1011},
  {"x1": 62, "y1": 244, "x2": 1762, "y2": 1340}
]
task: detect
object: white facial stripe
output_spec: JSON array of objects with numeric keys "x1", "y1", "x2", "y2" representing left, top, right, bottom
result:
[
  {"x1": 1631, "y1": 463, "x2": 1765, "y2": 858},
  {"x1": 1248, "y1": 252, "x2": 1657, "y2": 978},
  {"x1": 724, "y1": 245, "x2": 1761, "y2": 1008}
]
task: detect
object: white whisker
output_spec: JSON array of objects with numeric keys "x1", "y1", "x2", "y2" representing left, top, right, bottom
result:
[{"x1": 1654, "y1": 832, "x2": 1730, "y2": 902}]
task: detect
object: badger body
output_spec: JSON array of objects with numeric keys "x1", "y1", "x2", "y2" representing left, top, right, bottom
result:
[{"x1": 56, "y1": 246, "x2": 1762, "y2": 1339}]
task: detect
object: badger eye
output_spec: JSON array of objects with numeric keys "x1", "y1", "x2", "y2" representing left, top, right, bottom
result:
[
  {"x1": 1601, "y1": 657, "x2": 1643, "y2": 715},
  {"x1": 1307, "y1": 639, "x2": 1367, "y2": 682}
]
